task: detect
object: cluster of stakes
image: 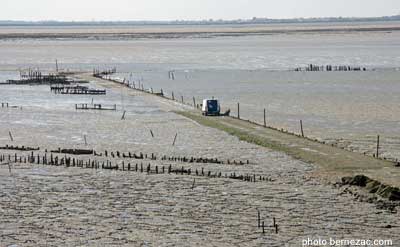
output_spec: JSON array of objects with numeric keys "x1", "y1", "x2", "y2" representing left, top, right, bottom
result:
[{"x1": 257, "y1": 209, "x2": 279, "y2": 235}]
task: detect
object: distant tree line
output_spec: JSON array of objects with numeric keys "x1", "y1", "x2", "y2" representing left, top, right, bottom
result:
[{"x1": 1, "y1": 15, "x2": 400, "y2": 26}]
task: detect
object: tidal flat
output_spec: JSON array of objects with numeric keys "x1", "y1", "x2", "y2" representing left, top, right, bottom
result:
[
  {"x1": 0, "y1": 81, "x2": 399, "y2": 246},
  {"x1": 1, "y1": 22, "x2": 400, "y2": 246}
]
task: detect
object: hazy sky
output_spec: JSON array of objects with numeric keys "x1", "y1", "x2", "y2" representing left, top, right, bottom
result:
[{"x1": 2, "y1": 0, "x2": 400, "y2": 21}]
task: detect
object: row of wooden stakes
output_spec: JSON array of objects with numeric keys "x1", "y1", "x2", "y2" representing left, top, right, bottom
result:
[
  {"x1": 0, "y1": 152, "x2": 272, "y2": 183},
  {"x1": 49, "y1": 149, "x2": 251, "y2": 166},
  {"x1": 6, "y1": 147, "x2": 250, "y2": 166},
  {"x1": 0, "y1": 145, "x2": 39, "y2": 151}
]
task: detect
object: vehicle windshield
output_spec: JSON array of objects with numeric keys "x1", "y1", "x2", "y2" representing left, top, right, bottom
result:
[{"x1": 207, "y1": 100, "x2": 219, "y2": 111}]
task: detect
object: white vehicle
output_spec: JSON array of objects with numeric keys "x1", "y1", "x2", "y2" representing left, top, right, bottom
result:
[{"x1": 202, "y1": 99, "x2": 220, "y2": 116}]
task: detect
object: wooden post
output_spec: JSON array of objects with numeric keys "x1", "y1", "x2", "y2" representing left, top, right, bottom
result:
[
  {"x1": 191, "y1": 178, "x2": 196, "y2": 189},
  {"x1": 300, "y1": 120, "x2": 304, "y2": 137},
  {"x1": 150, "y1": 129, "x2": 154, "y2": 138},
  {"x1": 172, "y1": 133, "x2": 178, "y2": 146},
  {"x1": 376, "y1": 135, "x2": 380, "y2": 158},
  {"x1": 263, "y1": 108, "x2": 266, "y2": 127},
  {"x1": 181, "y1": 96, "x2": 184, "y2": 104},
  {"x1": 237, "y1": 103, "x2": 240, "y2": 119},
  {"x1": 84, "y1": 135, "x2": 87, "y2": 145},
  {"x1": 9, "y1": 131, "x2": 13, "y2": 141},
  {"x1": 257, "y1": 209, "x2": 261, "y2": 228},
  {"x1": 172, "y1": 91, "x2": 175, "y2": 100},
  {"x1": 262, "y1": 221, "x2": 265, "y2": 234},
  {"x1": 193, "y1": 97, "x2": 196, "y2": 108},
  {"x1": 121, "y1": 111, "x2": 126, "y2": 120}
]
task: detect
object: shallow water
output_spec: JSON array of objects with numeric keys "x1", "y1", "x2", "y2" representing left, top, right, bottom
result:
[{"x1": 1, "y1": 29, "x2": 400, "y2": 70}]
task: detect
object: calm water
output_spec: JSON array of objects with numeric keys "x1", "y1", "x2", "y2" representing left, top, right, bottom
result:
[{"x1": 1, "y1": 24, "x2": 400, "y2": 158}]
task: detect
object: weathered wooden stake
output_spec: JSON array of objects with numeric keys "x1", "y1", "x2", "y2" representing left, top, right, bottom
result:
[
  {"x1": 9, "y1": 131, "x2": 14, "y2": 141},
  {"x1": 300, "y1": 120, "x2": 304, "y2": 137},
  {"x1": 262, "y1": 221, "x2": 265, "y2": 234},
  {"x1": 191, "y1": 178, "x2": 196, "y2": 189},
  {"x1": 376, "y1": 135, "x2": 380, "y2": 158},
  {"x1": 121, "y1": 111, "x2": 126, "y2": 120},
  {"x1": 237, "y1": 103, "x2": 240, "y2": 119},
  {"x1": 150, "y1": 129, "x2": 154, "y2": 138},
  {"x1": 172, "y1": 133, "x2": 178, "y2": 146},
  {"x1": 263, "y1": 108, "x2": 266, "y2": 127}
]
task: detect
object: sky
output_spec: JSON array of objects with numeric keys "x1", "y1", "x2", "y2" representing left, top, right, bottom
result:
[{"x1": 2, "y1": 0, "x2": 400, "y2": 21}]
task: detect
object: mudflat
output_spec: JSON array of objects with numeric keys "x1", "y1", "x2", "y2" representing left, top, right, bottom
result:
[{"x1": 1, "y1": 75, "x2": 399, "y2": 246}]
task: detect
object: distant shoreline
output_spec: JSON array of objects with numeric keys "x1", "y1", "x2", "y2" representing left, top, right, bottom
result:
[
  {"x1": 2, "y1": 15, "x2": 400, "y2": 26},
  {"x1": 0, "y1": 21, "x2": 400, "y2": 40}
]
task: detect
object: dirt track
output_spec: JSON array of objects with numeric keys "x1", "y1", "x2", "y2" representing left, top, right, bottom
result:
[{"x1": 177, "y1": 111, "x2": 400, "y2": 189}]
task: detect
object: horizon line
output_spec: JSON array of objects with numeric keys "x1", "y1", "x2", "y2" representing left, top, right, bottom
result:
[{"x1": 1, "y1": 14, "x2": 400, "y2": 24}]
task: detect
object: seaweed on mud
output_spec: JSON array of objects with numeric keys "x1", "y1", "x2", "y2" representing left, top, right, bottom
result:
[{"x1": 341, "y1": 175, "x2": 400, "y2": 201}]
